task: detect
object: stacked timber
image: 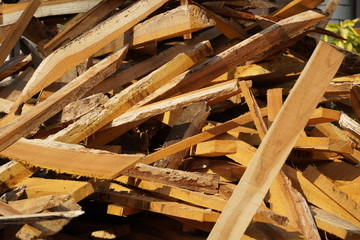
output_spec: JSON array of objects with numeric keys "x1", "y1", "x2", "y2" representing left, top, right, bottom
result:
[{"x1": 1, "y1": 0, "x2": 360, "y2": 239}]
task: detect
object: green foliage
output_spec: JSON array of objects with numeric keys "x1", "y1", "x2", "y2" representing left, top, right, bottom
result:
[{"x1": 322, "y1": 18, "x2": 360, "y2": 54}]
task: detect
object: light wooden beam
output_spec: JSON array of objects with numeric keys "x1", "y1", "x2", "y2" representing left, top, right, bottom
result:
[{"x1": 207, "y1": 41, "x2": 344, "y2": 239}]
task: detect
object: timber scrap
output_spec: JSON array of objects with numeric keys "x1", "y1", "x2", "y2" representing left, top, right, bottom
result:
[{"x1": 1, "y1": 0, "x2": 360, "y2": 239}]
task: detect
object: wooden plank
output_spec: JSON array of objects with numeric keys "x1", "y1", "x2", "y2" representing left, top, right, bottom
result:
[
  {"x1": 0, "y1": 0, "x2": 40, "y2": 67},
  {"x1": 315, "y1": 0, "x2": 341, "y2": 29},
  {"x1": 207, "y1": 41, "x2": 344, "y2": 239},
  {"x1": 87, "y1": 79, "x2": 239, "y2": 147},
  {"x1": 295, "y1": 136, "x2": 354, "y2": 154},
  {"x1": 239, "y1": 81, "x2": 267, "y2": 139},
  {"x1": 157, "y1": 10, "x2": 325, "y2": 98},
  {"x1": 1, "y1": 138, "x2": 142, "y2": 179},
  {"x1": 311, "y1": 206, "x2": 360, "y2": 240},
  {"x1": 265, "y1": 85, "x2": 320, "y2": 240},
  {"x1": 303, "y1": 165, "x2": 360, "y2": 223},
  {"x1": 310, "y1": 122, "x2": 360, "y2": 164},
  {"x1": 0, "y1": 47, "x2": 128, "y2": 153},
  {"x1": 0, "y1": 66, "x2": 34, "y2": 101},
  {"x1": 116, "y1": 175, "x2": 226, "y2": 212},
  {"x1": 10, "y1": 0, "x2": 168, "y2": 111},
  {"x1": 0, "y1": 0, "x2": 101, "y2": 26},
  {"x1": 41, "y1": 0, "x2": 126, "y2": 55},
  {"x1": 98, "y1": 187, "x2": 220, "y2": 222},
  {"x1": 0, "y1": 161, "x2": 35, "y2": 195},
  {"x1": 95, "y1": 4, "x2": 216, "y2": 56},
  {"x1": 193, "y1": 2, "x2": 247, "y2": 40},
  {"x1": 191, "y1": 139, "x2": 237, "y2": 157},
  {"x1": 17, "y1": 177, "x2": 94, "y2": 202},
  {"x1": 49, "y1": 41, "x2": 213, "y2": 144},
  {"x1": 123, "y1": 163, "x2": 219, "y2": 194},
  {"x1": 155, "y1": 101, "x2": 209, "y2": 169},
  {"x1": 272, "y1": 0, "x2": 324, "y2": 19},
  {"x1": 307, "y1": 107, "x2": 340, "y2": 125},
  {"x1": 107, "y1": 204, "x2": 142, "y2": 216},
  {"x1": 0, "y1": 210, "x2": 84, "y2": 225}
]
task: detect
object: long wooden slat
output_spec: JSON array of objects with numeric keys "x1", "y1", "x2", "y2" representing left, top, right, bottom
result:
[
  {"x1": 0, "y1": 46, "x2": 128, "y2": 152},
  {"x1": 0, "y1": 0, "x2": 40, "y2": 67},
  {"x1": 272, "y1": 0, "x2": 324, "y2": 18},
  {"x1": 0, "y1": 0, "x2": 101, "y2": 26},
  {"x1": 41, "y1": 0, "x2": 126, "y2": 55},
  {"x1": 10, "y1": 0, "x2": 168, "y2": 111},
  {"x1": 207, "y1": 41, "x2": 344, "y2": 239},
  {"x1": 94, "y1": 4, "x2": 216, "y2": 56},
  {"x1": 0, "y1": 139, "x2": 141, "y2": 179}
]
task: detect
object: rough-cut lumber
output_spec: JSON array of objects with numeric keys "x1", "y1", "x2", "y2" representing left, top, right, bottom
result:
[
  {"x1": 49, "y1": 41, "x2": 213, "y2": 144},
  {"x1": 310, "y1": 122, "x2": 360, "y2": 164},
  {"x1": 0, "y1": 161, "x2": 35, "y2": 195},
  {"x1": 0, "y1": 66, "x2": 33, "y2": 101},
  {"x1": 1, "y1": 138, "x2": 141, "y2": 179},
  {"x1": 208, "y1": 42, "x2": 344, "y2": 239},
  {"x1": 95, "y1": 4, "x2": 216, "y2": 56},
  {"x1": 339, "y1": 112, "x2": 360, "y2": 139},
  {"x1": 90, "y1": 27, "x2": 221, "y2": 95},
  {"x1": 0, "y1": 211, "x2": 84, "y2": 225},
  {"x1": 88, "y1": 80, "x2": 239, "y2": 147},
  {"x1": 123, "y1": 163, "x2": 219, "y2": 194},
  {"x1": 156, "y1": 10, "x2": 325, "y2": 99},
  {"x1": 98, "y1": 188, "x2": 220, "y2": 222},
  {"x1": 307, "y1": 107, "x2": 340, "y2": 125},
  {"x1": 17, "y1": 177, "x2": 94, "y2": 202},
  {"x1": 8, "y1": 195, "x2": 73, "y2": 214},
  {"x1": 303, "y1": 165, "x2": 360, "y2": 223},
  {"x1": 116, "y1": 175, "x2": 226, "y2": 212},
  {"x1": 41, "y1": 0, "x2": 126, "y2": 55},
  {"x1": 155, "y1": 102, "x2": 210, "y2": 169},
  {"x1": 107, "y1": 204, "x2": 142, "y2": 217},
  {"x1": 240, "y1": 81, "x2": 267, "y2": 139},
  {"x1": 0, "y1": 0, "x2": 40, "y2": 67},
  {"x1": 0, "y1": 54, "x2": 31, "y2": 82},
  {"x1": 269, "y1": 171, "x2": 321, "y2": 240},
  {"x1": 0, "y1": 47, "x2": 128, "y2": 155},
  {"x1": 191, "y1": 139, "x2": 237, "y2": 157},
  {"x1": 272, "y1": 0, "x2": 324, "y2": 18},
  {"x1": 283, "y1": 165, "x2": 360, "y2": 228},
  {"x1": 311, "y1": 206, "x2": 360, "y2": 240},
  {"x1": 193, "y1": 2, "x2": 247, "y2": 40},
  {"x1": 0, "y1": 0, "x2": 101, "y2": 26},
  {"x1": 10, "y1": 0, "x2": 168, "y2": 111},
  {"x1": 315, "y1": 0, "x2": 341, "y2": 29},
  {"x1": 295, "y1": 136, "x2": 353, "y2": 154},
  {"x1": 265, "y1": 85, "x2": 320, "y2": 240}
]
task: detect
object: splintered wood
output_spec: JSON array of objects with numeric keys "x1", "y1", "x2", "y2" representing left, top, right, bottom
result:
[{"x1": 1, "y1": 0, "x2": 360, "y2": 239}]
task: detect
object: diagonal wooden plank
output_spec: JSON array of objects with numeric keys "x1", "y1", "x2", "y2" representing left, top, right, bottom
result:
[
  {"x1": 0, "y1": 46, "x2": 128, "y2": 152},
  {"x1": 10, "y1": 0, "x2": 168, "y2": 111},
  {"x1": 207, "y1": 41, "x2": 344, "y2": 239},
  {"x1": 0, "y1": 138, "x2": 141, "y2": 179}
]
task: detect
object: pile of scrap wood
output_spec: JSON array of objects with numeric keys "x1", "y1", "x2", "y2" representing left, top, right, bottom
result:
[{"x1": 1, "y1": 0, "x2": 360, "y2": 239}]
